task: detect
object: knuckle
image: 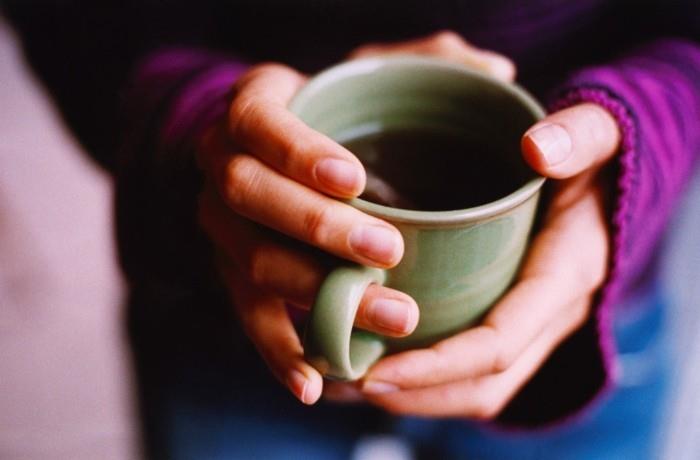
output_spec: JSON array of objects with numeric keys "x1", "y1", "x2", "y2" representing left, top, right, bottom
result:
[
  {"x1": 578, "y1": 104, "x2": 614, "y2": 144},
  {"x1": 229, "y1": 94, "x2": 260, "y2": 138},
  {"x1": 490, "y1": 348, "x2": 513, "y2": 374},
  {"x1": 302, "y1": 202, "x2": 334, "y2": 246},
  {"x1": 493, "y1": 53, "x2": 515, "y2": 68},
  {"x1": 576, "y1": 259, "x2": 607, "y2": 292},
  {"x1": 486, "y1": 54, "x2": 517, "y2": 80},
  {"x1": 234, "y1": 63, "x2": 301, "y2": 100},
  {"x1": 280, "y1": 133, "x2": 307, "y2": 172},
  {"x1": 482, "y1": 327, "x2": 512, "y2": 374},
  {"x1": 245, "y1": 246, "x2": 268, "y2": 286},
  {"x1": 223, "y1": 155, "x2": 262, "y2": 210},
  {"x1": 580, "y1": 103, "x2": 607, "y2": 126},
  {"x1": 490, "y1": 352, "x2": 512, "y2": 374},
  {"x1": 435, "y1": 384, "x2": 472, "y2": 416},
  {"x1": 471, "y1": 397, "x2": 502, "y2": 420},
  {"x1": 581, "y1": 110, "x2": 604, "y2": 135},
  {"x1": 437, "y1": 384, "x2": 459, "y2": 404},
  {"x1": 237, "y1": 63, "x2": 287, "y2": 87},
  {"x1": 428, "y1": 348, "x2": 451, "y2": 378},
  {"x1": 432, "y1": 30, "x2": 467, "y2": 49},
  {"x1": 570, "y1": 299, "x2": 591, "y2": 330},
  {"x1": 433, "y1": 29, "x2": 462, "y2": 43}
]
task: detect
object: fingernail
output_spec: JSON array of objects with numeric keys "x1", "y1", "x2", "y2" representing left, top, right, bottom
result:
[
  {"x1": 349, "y1": 225, "x2": 401, "y2": 265},
  {"x1": 527, "y1": 123, "x2": 572, "y2": 166},
  {"x1": 315, "y1": 158, "x2": 363, "y2": 195},
  {"x1": 368, "y1": 298, "x2": 413, "y2": 334},
  {"x1": 362, "y1": 380, "x2": 399, "y2": 394},
  {"x1": 286, "y1": 369, "x2": 310, "y2": 404}
]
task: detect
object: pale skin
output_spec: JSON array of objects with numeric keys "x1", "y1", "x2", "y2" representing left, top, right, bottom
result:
[{"x1": 196, "y1": 31, "x2": 621, "y2": 418}]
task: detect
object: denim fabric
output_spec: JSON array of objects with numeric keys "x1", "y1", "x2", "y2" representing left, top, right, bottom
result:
[{"x1": 162, "y1": 283, "x2": 670, "y2": 460}]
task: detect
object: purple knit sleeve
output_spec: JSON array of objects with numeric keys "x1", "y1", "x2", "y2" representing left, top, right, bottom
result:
[
  {"x1": 556, "y1": 39, "x2": 700, "y2": 387},
  {"x1": 554, "y1": 39, "x2": 700, "y2": 298},
  {"x1": 498, "y1": 38, "x2": 700, "y2": 428},
  {"x1": 116, "y1": 48, "x2": 247, "y2": 284},
  {"x1": 123, "y1": 48, "x2": 248, "y2": 170}
]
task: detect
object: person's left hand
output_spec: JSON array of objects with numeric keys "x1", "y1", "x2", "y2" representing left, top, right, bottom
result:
[{"x1": 325, "y1": 67, "x2": 620, "y2": 416}]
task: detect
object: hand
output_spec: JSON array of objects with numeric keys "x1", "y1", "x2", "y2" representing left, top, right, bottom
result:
[
  {"x1": 327, "y1": 103, "x2": 620, "y2": 418},
  {"x1": 196, "y1": 31, "x2": 515, "y2": 405},
  {"x1": 196, "y1": 66, "x2": 416, "y2": 405}
]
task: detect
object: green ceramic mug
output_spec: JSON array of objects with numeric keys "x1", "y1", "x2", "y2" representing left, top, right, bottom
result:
[{"x1": 289, "y1": 56, "x2": 546, "y2": 381}]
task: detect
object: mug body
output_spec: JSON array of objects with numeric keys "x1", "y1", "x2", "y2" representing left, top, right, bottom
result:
[
  {"x1": 291, "y1": 56, "x2": 545, "y2": 379},
  {"x1": 377, "y1": 192, "x2": 540, "y2": 350}
]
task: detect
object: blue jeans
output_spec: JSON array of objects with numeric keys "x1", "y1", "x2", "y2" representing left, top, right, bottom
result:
[{"x1": 158, "y1": 283, "x2": 672, "y2": 460}]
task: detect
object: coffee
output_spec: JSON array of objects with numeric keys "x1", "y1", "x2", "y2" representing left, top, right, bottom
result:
[{"x1": 341, "y1": 126, "x2": 531, "y2": 211}]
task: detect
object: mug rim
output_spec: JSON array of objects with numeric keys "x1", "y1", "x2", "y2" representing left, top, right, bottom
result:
[{"x1": 289, "y1": 55, "x2": 547, "y2": 226}]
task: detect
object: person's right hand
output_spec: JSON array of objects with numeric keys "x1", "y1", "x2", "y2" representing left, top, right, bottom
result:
[
  {"x1": 196, "y1": 64, "x2": 419, "y2": 405},
  {"x1": 195, "y1": 31, "x2": 517, "y2": 405}
]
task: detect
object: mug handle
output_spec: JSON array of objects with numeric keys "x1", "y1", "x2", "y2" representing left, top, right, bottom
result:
[{"x1": 303, "y1": 265, "x2": 387, "y2": 381}]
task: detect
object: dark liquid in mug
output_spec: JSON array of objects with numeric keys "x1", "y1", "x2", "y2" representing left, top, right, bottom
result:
[{"x1": 342, "y1": 127, "x2": 529, "y2": 211}]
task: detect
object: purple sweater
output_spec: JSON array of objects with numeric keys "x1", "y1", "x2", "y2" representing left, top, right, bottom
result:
[{"x1": 119, "y1": 1, "x2": 700, "y2": 427}]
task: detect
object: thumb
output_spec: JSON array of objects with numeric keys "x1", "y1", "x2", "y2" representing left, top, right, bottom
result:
[{"x1": 521, "y1": 103, "x2": 621, "y2": 179}]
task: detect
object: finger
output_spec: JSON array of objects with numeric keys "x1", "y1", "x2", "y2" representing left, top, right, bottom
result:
[
  {"x1": 361, "y1": 278, "x2": 586, "y2": 392},
  {"x1": 363, "y1": 299, "x2": 589, "y2": 418},
  {"x1": 229, "y1": 64, "x2": 365, "y2": 197},
  {"x1": 356, "y1": 285, "x2": 419, "y2": 337},
  {"x1": 521, "y1": 103, "x2": 621, "y2": 179},
  {"x1": 199, "y1": 186, "x2": 418, "y2": 336},
  {"x1": 226, "y1": 269, "x2": 324, "y2": 405},
  {"x1": 205, "y1": 151, "x2": 403, "y2": 267},
  {"x1": 362, "y1": 185, "x2": 606, "y2": 390},
  {"x1": 198, "y1": 184, "x2": 326, "y2": 304},
  {"x1": 349, "y1": 30, "x2": 516, "y2": 82}
]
